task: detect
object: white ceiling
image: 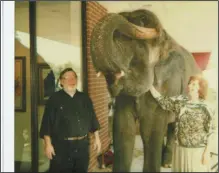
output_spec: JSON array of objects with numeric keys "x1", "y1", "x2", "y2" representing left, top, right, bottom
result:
[
  {"x1": 97, "y1": 1, "x2": 217, "y2": 13},
  {"x1": 98, "y1": 1, "x2": 165, "y2": 13},
  {"x1": 15, "y1": 1, "x2": 81, "y2": 46}
]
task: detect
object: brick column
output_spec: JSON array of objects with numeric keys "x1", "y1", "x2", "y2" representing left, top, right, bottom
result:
[{"x1": 86, "y1": 2, "x2": 111, "y2": 171}]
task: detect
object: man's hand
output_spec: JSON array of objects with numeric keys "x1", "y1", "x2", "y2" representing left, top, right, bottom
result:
[
  {"x1": 93, "y1": 137, "x2": 101, "y2": 154},
  {"x1": 44, "y1": 143, "x2": 56, "y2": 160},
  {"x1": 201, "y1": 150, "x2": 210, "y2": 165}
]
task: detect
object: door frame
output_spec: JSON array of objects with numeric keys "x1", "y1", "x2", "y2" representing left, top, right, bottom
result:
[{"x1": 28, "y1": 1, "x2": 87, "y2": 172}]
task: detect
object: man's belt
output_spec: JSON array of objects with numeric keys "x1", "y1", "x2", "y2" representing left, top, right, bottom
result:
[{"x1": 64, "y1": 134, "x2": 87, "y2": 141}]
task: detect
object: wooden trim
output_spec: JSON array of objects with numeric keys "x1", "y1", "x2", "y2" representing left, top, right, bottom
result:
[
  {"x1": 15, "y1": 56, "x2": 26, "y2": 112},
  {"x1": 37, "y1": 63, "x2": 54, "y2": 105},
  {"x1": 81, "y1": 1, "x2": 88, "y2": 93},
  {"x1": 29, "y1": 2, "x2": 39, "y2": 172}
]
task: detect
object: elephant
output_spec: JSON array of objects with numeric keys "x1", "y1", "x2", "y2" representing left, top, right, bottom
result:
[{"x1": 90, "y1": 9, "x2": 201, "y2": 172}]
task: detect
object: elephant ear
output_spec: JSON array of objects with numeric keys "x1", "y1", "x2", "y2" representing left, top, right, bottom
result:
[{"x1": 154, "y1": 51, "x2": 200, "y2": 97}]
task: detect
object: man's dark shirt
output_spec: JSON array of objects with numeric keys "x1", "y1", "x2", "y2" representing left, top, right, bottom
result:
[{"x1": 39, "y1": 89, "x2": 100, "y2": 140}]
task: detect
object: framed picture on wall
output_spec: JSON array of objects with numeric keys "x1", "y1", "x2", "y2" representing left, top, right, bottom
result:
[
  {"x1": 15, "y1": 56, "x2": 26, "y2": 112},
  {"x1": 38, "y1": 63, "x2": 56, "y2": 105}
]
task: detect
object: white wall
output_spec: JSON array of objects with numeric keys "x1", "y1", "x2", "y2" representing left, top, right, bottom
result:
[
  {"x1": 16, "y1": 31, "x2": 82, "y2": 91},
  {"x1": 15, "y1": 1, "x2": 83, "y2": 91}
]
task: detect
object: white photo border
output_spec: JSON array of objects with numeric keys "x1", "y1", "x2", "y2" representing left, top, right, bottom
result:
[{"x1": 1, "y1": 1, "x2": 14, "y2": 172}]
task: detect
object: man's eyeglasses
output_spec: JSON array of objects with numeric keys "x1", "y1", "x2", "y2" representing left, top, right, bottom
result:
[{"x1": 62, "y1": 77, "x2": 76, "y2": 81}]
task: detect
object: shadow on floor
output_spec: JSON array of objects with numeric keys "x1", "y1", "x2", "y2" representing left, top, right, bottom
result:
[
  {"x1": 15, "y1": 161, "x2": 31, "y2": 172},
  {"x1": 15, "y1": 161, "x2": 49, "y2": 172}
]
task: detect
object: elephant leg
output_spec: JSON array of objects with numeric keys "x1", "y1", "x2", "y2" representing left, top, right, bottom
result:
[
  {"x1": 112, "y1": 95, "x2": 136, "y2": 172},
  {"x1": 162, "y1": 122, "x2": 175, "y2": 166},
  {"x1": 139, "y1": 94, "x2": 168, "y2": 172},
  {"x1": 148, "y1": 119, "x2": 167, "y2": 172}
]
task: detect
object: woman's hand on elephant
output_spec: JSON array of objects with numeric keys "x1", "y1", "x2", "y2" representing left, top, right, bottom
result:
[{"x1": 150, "y1": 84, "x2": 162, "y2": 98}]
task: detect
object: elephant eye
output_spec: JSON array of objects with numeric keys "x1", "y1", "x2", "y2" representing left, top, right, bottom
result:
[
  {"x1": 130, "y1": 18, "x2": 144, "y2": 27},
  {"x1": 140, "y1": 16, "x2": 156, "y2": 28},
  {"x1": 130, "y1": 16, "x2": 153, "y2": 28}
]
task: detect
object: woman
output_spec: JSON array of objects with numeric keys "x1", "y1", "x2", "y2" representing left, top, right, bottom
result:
[{"x1": 150, "y1": 75, "x2": 216, "y2": 172}]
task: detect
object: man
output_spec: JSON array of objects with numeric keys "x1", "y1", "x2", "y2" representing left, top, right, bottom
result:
[{"x1": 39, "y1": 68, "x2": 101, "y2": 172}]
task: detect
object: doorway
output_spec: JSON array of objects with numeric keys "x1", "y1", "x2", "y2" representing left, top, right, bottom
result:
[{"x1": 14, "y1": 2, "x2": 85, "y2": 172}]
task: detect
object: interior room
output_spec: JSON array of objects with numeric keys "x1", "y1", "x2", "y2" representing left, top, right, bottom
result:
[{"x1": 14, "y1": 1, "x2": 218, "y2": 172}]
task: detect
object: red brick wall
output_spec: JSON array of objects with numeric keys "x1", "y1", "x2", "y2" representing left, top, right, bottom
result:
[{"x1": 86, "y1": 2, "x2": 110, "y2": 172}]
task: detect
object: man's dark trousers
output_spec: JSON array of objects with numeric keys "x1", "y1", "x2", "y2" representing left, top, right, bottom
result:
[{"x1": 49, "y1": 137, "x2": 89, "y2": 172}]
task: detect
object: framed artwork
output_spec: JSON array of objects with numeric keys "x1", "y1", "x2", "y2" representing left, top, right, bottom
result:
[
  {"x1": 15, "y1": 56, "x2": 26, "y2": 112},
  {"x1": 38, "y1": 63, "x2": 56, "y2": 105}
]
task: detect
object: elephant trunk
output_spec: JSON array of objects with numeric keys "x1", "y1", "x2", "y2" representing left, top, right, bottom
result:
[{"x1": 91, "y1": 13, "x2": 158, "y2": 73}]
